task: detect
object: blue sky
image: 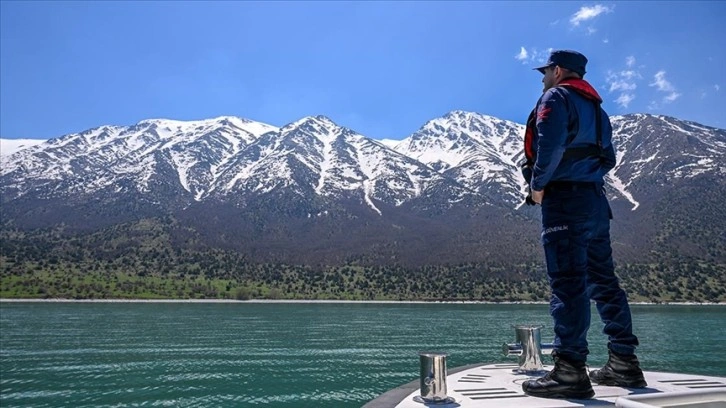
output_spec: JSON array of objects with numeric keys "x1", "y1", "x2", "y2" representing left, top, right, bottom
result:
[{"x1": 1, "y1": 1, "x2": 724, "y2": 141}]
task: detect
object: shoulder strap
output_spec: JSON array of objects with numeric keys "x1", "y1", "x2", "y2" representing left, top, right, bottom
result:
[{"x1": 595, "y1": 101, "x2": 603, "y2": 150}]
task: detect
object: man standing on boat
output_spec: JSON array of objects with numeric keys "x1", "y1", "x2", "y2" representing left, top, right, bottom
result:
[{"x1": 520, "y1": 49, "x2": 647, "y2": 399}]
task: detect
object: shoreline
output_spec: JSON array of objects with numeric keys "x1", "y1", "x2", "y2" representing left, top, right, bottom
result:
[{"x1": 1, "y1": 298, "x2": 723, "y2": 305}]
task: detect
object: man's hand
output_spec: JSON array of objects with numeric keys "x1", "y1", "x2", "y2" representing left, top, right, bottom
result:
[{"x1": 532, "y1": 189, "x2": 544, "y2": 204}]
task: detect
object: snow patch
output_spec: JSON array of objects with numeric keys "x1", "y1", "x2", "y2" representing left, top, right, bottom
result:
[
  {"x1": 606, "y1": 173, "x2": 640, "y2": 210},
  {"x1": 377, "y1": 138, "x2": 401, "y2": 149},
  {"x1": 362, "y1": 179, "x2": 382, "y2": 215},
  {"x1": 0, "y1": 138, "x2": 46, "y2": 156}
]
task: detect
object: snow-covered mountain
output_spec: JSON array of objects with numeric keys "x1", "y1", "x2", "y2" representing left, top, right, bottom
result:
[
  {"x1": 0, "y1": 116, "x2": 277, "y2": 201},
  {"x1": 202, "y1": 115, "x2": 470, "y2": 214},
  {"x1": 1, "y1": 111, "x2": 724, "y2": 266},
  {"x1": 394, "y1": 110, "x2": 525, "y2": 206},
  {"x1": 610, "y1": 114, "x2": 725, "y2": 184},
  {"x1": 0, "y1": 115, "x2": 474, "y2": 215},
  {"x1": 0, "y1": 138, "x2": 45, "y2": 157},
  {"x1": 2, "y1": 111, "x2": 724, "y2": 213}
]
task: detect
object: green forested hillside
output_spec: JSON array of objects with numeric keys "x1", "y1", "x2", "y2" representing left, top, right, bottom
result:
[{"x1": 1, "y1": 225, "x2": 723, "y2": 303}]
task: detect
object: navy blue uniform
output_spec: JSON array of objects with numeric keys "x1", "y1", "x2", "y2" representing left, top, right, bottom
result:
[{"x1": 530, "y1": 78, "x2": 639, "y2": 362}]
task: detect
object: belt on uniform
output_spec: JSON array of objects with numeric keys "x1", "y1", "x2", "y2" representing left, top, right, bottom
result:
[{"x1": 545, "y1": 181, "x2": 601, "y2": 192}]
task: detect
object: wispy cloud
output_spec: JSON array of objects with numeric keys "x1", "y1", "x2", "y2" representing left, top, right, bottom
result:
[
  {"x1": 664, "y1": 92, "x2": 681, "y2": 102},
  {"x1": 608, "y1": 76, "x2": 637, "y2": 93},
  {"x1": 515, "y1": 47, "x2": 528, "y2": 61},
  {"x1": 650, "y1": 71, "x2": 674, "y2": 92},
  {"x1": 700, "y1": 84, "x2": 719, "y2": 99},
  {"x1": 650, "y1": 71, "x2": 681, "y2": 103},
  {"x1": 606, "y1": 57, "x2": 641, "y2": 109},
  {"x1": 514, "y1": 47, "x2": 552, "y2": 65},
  {"x1": 615, "y1": 94, "x2": 636, "y2": 108},
  {"x1": 570, "y1": 4, "x2": 614, "y2": 27}
]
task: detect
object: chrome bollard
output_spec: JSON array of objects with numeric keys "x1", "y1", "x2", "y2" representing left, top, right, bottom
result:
[
  {"x1": 413, "y1": 351, "x2": 455, "y2": 404},
  {"x1": 502, "y1": 324, "x2": 554, "y2": 373}
]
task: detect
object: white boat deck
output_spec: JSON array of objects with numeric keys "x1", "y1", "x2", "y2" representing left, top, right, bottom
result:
[{"x1": 364, "y1": 363, "x2": 726, "y2": 408}]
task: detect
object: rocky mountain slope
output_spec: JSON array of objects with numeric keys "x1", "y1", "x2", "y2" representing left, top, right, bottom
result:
[{"x1": 2, "y1": 111, "x2": 724, "y2": 267}]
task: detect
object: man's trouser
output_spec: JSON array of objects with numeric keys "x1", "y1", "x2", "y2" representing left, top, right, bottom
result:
[{"x1": 541, "y1": 182, "x2": 639, "y2": 362}]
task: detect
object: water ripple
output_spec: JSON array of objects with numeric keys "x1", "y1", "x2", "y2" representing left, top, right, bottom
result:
[{"x1": 2, "y1": 302, "x2": 724, "y2": 408}]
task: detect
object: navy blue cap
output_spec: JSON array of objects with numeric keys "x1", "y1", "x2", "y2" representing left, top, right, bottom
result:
[{"x1": 534, "y1": 50, "x2": 588, "y2": 76}]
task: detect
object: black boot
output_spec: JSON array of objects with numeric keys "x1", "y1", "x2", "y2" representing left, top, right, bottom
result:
[
  {"x1": 522, "y1": 352, "x2": 595, "y2": 399},
  {"x1": 589, "y1": 349, "x2": 647, "y2": 388}
]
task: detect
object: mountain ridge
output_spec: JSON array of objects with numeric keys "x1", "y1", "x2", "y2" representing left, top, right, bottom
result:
[{"x1": 1, "y1": 111, "x2": 725, "y2": 269}]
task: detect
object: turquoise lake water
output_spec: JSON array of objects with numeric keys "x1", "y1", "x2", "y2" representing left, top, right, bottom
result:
[{"x1": 1, "y1": 301, "x2": 724, "y2": 407}]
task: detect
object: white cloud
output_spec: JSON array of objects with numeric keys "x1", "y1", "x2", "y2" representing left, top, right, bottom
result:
[
  {"x1": 620, "y1": 70, "x2": 638, "y2": 80},
  {"x1": 615, "y1": 93, "x2": 635, "y2": 108},
  {"x1": 716, "y1": 84, "x2": 721, "y2": 91},
  {"x1": 570, "y1": 4, "x2": 614, "y2": 26},
  {"x1": 515, "y1": 47, "x2": 552, "y2": 65},
  {"x1": 606, "y1": 58, "x2": 642, "y2": 109},
  {"x1": 650, "y1": 71, "x2": 680, "y2": 103},
  {"x1": 586, "y1": 27, "x2": 597, "y2": 35},
  {"x1": 603, "y1": 38, "x2": 609, "y2": 44},
  {"x1": 650, "y1": 71, "x2": 675, "y2": 92},
  {"x1": 664, "y1": 91, "x2": 681, "y2": 102},
  {"x1": 515, "y1": 47, "x2": 528, "y2": 61},
  {"x1": 608, "y1": 78, "x2": 637, "y2": 93}
]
